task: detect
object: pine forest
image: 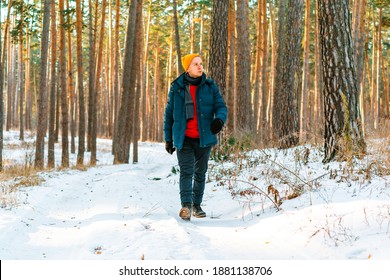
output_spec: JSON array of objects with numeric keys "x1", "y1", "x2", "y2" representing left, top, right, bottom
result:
[{"x1": 0, "y1": 0, "x2": 389, "y2": 170}]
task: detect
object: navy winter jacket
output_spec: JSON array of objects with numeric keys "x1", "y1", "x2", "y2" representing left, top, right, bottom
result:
[{"x1": 164, "y1": 73, "x2": 228, "y2": 150}]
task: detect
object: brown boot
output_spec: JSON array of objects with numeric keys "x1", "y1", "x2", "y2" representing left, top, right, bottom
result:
[{"x1": 179, "y1": 203, "x2": 192, "y2": 221}]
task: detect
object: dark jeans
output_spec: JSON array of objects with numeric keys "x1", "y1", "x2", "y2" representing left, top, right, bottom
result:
[{"x1": 177, "y1": 137, "x2": 212, "y2": 206}]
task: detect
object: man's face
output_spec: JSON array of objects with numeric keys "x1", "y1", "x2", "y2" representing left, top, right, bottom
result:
[{"x1": 187, "y1": 57, "x2": 203, "y2": 78}]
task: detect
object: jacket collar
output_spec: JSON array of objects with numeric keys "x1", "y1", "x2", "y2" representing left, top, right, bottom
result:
[{"x1": 172, "y1": 72, "x2": 206, "y2": 89}]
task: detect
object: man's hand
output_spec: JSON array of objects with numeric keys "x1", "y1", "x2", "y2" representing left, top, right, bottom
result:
[
  {"x1": 165, "y1": 141, "x2": 176, "y2": 154},
  {"x1": 210, "y1": 118, "x2": 224, "y2": 134}
]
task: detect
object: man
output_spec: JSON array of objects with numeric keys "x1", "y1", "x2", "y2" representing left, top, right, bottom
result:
[{"x1": 163, "y1": 53, "x2": 228, "y2": 221}]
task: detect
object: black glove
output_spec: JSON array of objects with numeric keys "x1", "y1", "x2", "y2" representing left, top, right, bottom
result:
[
  {"x1": 165, "y1": 141, "x2": 176, "y2": 154},
  {"x1": 210, "y1": 118, "x2": 224, "y2": 134}
]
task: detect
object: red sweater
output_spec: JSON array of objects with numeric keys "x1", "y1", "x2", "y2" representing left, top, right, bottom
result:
[{"x1": 185, "y1": 85, "x2": 199, "y2": 138}]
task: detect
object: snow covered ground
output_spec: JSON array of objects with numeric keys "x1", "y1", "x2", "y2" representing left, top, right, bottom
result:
[{"x1": 0, "y1": 130, "x2": 389, "y2": 263}]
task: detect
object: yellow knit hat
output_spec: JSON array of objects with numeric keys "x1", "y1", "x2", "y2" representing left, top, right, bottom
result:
[{"x1": 181, "y1": 53, "x2": 199, "y2": 71}]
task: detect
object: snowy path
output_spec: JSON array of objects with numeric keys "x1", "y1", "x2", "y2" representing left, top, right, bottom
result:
[{"x1": 0, "y1": 143, "x2": 265, "y2": 260}]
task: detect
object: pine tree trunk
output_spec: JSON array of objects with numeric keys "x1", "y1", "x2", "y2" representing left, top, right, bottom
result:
[
  {"x1": 369, "y1": 12, "x2": 376, "y2": 131},
  {"x1": 173, "y1": 0, "x2": 183, "y2": 75},
  {"x1": 358, "y1": 46, "x2": 366, "y2": 137},
  {"x1": 383, "y1": 54, "x2": 389, "y2": 117},
  {"x1": 59, "y1": 0, "x2": 69, "y2": 167},
  {"x1": 2, "y1": 1, "x2": 12, "y2": 148},
  {"x1": 190, "y1": 8, "x2": 195, "y2": 54},
  {"x1": 111, "y1": 0, "x2": 120, "y2": 152},
  {"x1": 314, "y1": 0, "x2": 323, "y2": 137},
  {"x1": 208, "y1": 0, "x2": 228, "y2": 146},
  {"x1": 55, "y1": 67, "x2": 60, "y2": 142},
  {"x1": 87, "y1": 0, "x2": 96, "y2": 152},
  {"x1": 153, "y1": 41, "x2": 160, "y2": 141},
  {"x1": 318, "y1": 0, "x2": 366, "y2": 162},
  {"x1": 25, "y1": 36, "x2": 32, "y2": 131},
  {"x1": 76, "y1": 0, "x2": 86, "y2": 166},
  {"x1": 0, "y1": 3, "x2": 3, "y2": 171},
  {"x1": 272, "y1": 0, "x2": 303, "y2": 148},
  {"x1": 1, "y1": 0, "x2": 12, "y2": 68},
  {"x1": 352, "y1": 0, "x2": 367, "y2": 97},
  {"x1": 67, "y1": 0, "x2": 76, "y2": 155},
  {"x1": 374, "y1": 7, "x2": 382, "y2": 128},
  {"x1": 260, "y1": 0, "x2": 269, "y2": 145},
  {"x1": 141, "y1": 10, "x2": 150, "y2": 141},
  {"x1": 35, "y1": 0, "x2": 51, "y2": 169},
  {"x1": 253, "y1": 0, "x2": 262, "y2": 135},
  {"x1": 9, "y1": 41, "x2": 17, "y2": 129},
  {"x1": 48, "y1": 0, "x2": 57, "y2": 169},
  {"x1": 269, "y1": 1, "x2": 277, "y2": 139},
  {"x1": 208, "y1": 0, "x2": 228, "y2": 96},
  {"x1": 107, "y1": 2, "x2": 114, "y2": 138},
  {"x1": 18, "y1": 38, "x2": 25, "y2": 141},
  {"x1": 91, "y1": 0, "x2": 107, "y2": 165},
  {"x1": 199, "y1": 9, "x2": 204, "y2": 55},
  {"x1": 133, "y1": 0, "x2": 143, "y2": 163},
  {"x1": 300, "y1": 0, "x2": 311, "y2": 142},
  {"x1": 227, "y1": 0, "x2": 235, "y2": 132},
  {"x1": 235, "y1": 0, "x2": 252, "y2": 132},
  {"x1": 113, "y1": 0, "x2": 138, "y2": 164}
]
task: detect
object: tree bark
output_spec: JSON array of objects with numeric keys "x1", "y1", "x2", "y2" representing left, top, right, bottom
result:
[
  {"x1": 235, "y1": 0, "x2": 252, "y2": 132},
  {"x1": 91, "y1": 0, "x2": 107, "y2": 165},
  {"x1": 260, "y1": 0, "x2": 269, "y2": 145},
  {"x1": 272, "y1": 0, "x2": 303, "y2": 148},
  {"x1": 253, "y1": 0, "x2": 262, "y2": 135},
  {"x1": 67, "y1": 0, "x2": 76, "y2": 155},
  {"x1": 2, "y1": 1, "x2": 12, "y2": 150},
  {"x1": 133, "y1": 0, "x2": 144, "y2": 163},
  {"x1": 48, "y1": 0, "x2": 57, "y2": 168},
  {"x1": 226, "y1": 0, "x2": 235, "y2": 132},
  {"x1": 300, "y1": 0, "x2": 311, "y2": 142},
  {"x1": 112, "y1": 0, "x2": 121, "y2": 150},
  {"x1": 318, "y1": 0, "x2": 366, "y2": 162},
  {"x1": 113, "y1": 0, "x2": 138, "y2": 164},
  {"x1": 35, "y1": 0, "x2": 51, "y2": 169},
  {"x1": 18, "y1": 6, "x2": 25, "y2": 141},
  {"x1": 5, "y1": 7, "x2": 14, "y2": 131},
  {"x1": 59, "y1": 0, "x2": 69, "y2": 167},
  {"x1": 374, "y1": 7, "x2": 382, "y2": 129},
  {"x1": 0, "y1": 3, "x2": 3, "y2": 171},
  {"x1": 352, "y1": 0, "x2": 367, "y2": 97},
  {"x1": 7, "y1": 41, "x2": 16, "y2": 130},
  {"x1": 76, "y1": 0, "x2": 86, "y2": 166},
  {"x1": 314, "y1": 0, "x2": 324, "y2": 137},
  {"x1": 87, "y1": 0, "x2": 96, "y2": 152},
  {"x1": 268, "y1": 1, "x2": 277, "y2": 139},
  {"x1": 173, "y1": 0, "x2": 183, "y2": 75},
  {"x1": 153, "y1": 38, "x2": 160, "y2": 141},
  {"x1": 25, "y1": 35, "x2": 32, "y2": 131},
  {"x1": 141, "y1": 9, "x2": 150, "y2": 141},
  {"x1": 208, "y1": 0, "x2": 228, "y2": 96}
]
